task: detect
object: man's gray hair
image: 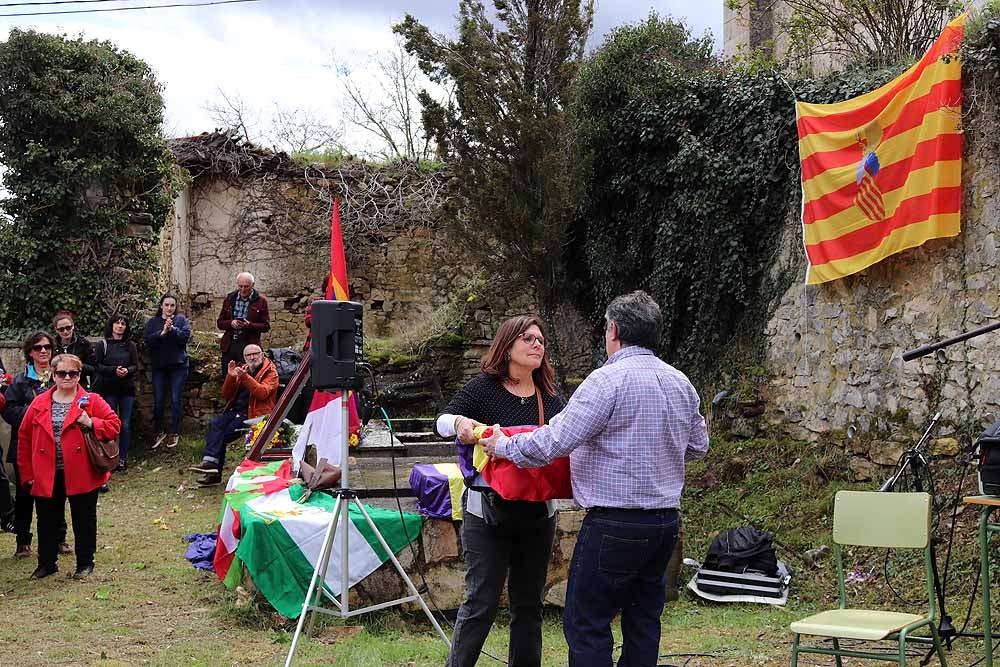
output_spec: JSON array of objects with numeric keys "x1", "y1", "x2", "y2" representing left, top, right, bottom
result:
[
  {"x1": 605, "y1": 290, "x2": 662, "y2": 351},
  {"x1": 237, "y1": 271, "x2": 255, "y2": 285}
]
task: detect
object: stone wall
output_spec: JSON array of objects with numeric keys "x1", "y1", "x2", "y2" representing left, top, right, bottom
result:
[{"x1": 762, "y1": 113, "x2": 1000, "y2": 456}]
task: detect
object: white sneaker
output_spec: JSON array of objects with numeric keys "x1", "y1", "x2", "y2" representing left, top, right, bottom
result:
[
  {"x1": 166, "y1": 433, "x2": 180, "y2": 448},
  {"x1": 152, "y1": 433, "x2": 167, "y2": 449}
]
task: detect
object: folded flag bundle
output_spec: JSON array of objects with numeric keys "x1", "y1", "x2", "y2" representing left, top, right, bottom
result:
[{"x1": 454, "y1": 425, "x2": 572, "y2": 502}]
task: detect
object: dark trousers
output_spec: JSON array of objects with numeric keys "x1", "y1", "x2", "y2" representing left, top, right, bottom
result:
[
  {"x1": 201, "y1": 410, "x2": 246, "y2": 471},
  {"x1": 151, "y1": 365, "x2": 188, "y2": 434},
  {"x1": 13, "y1": 465, "x2": 37, "y2": 546},
  {"x1": 35, "y1": 470, "x2": 98, "y2": 570},
  {"x1": 0, "y1": 462, "x2": 13, "y2": 523},
  {"x1": 446, "y1": 502, "x2": 556, "y2": 667},
  {"x1": 104, "y1": 394, "x2": 135, "y2": 463},
  {"x1": 564, "y1": 508, "x2": 679, "y2": 667}
]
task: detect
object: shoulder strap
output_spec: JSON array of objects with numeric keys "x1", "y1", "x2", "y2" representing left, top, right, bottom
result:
[{"x1": 536, "y1": 389, "x2": 544, "y2": 426}]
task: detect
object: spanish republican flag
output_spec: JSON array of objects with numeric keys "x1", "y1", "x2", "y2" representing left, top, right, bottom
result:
[{"x1": 797, "y1": 14, "x2": 966, "y2": 285}]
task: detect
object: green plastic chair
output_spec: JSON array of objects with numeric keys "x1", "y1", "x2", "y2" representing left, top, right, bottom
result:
[{"x1": 790, "y1": 491, "x2": 947, "y2": 666}]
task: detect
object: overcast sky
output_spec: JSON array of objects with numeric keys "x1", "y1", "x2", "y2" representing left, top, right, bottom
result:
[{"x1": 0, "y1": 0, "x2": 721, "y2": 148}]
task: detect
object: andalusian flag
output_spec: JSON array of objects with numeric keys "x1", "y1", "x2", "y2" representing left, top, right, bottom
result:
[
  {"x1": 214, "y1": 459, "x2": 295, "y2": 588},
  {"x1": 797, "y1": 14, "x2": 965, "y2": 284},
  {"x1": 214, "y1": 460, "x2": 423, "y2": 618},
  {"x1": 294, "y1": 197, "x2": 361, "y2": 464}
]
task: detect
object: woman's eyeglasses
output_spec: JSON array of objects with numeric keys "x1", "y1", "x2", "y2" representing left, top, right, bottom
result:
[
  {"x1": 518, "y1": 333, "x2": 545, "y2": 347},
  {"x1": 54, "y1": 369, "x2": 80, "y2": 379},
  {"x1": 56, "y1": 325, "x2": 73, "y2": 333},
  {"x1": 32, "y1": 344, "x2": 53, "y2": 351}
]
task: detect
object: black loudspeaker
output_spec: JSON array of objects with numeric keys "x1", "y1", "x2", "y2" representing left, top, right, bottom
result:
[{"x1": 310, "y1": 300, "x2": 364, "y2": 390}]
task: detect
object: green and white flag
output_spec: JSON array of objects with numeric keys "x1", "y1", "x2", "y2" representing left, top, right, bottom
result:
[{"x1": 236, "y1": 482, "x2": 423, "y2": 618}]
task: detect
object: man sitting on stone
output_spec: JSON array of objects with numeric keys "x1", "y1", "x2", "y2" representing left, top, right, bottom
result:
[{"x1": 190, "y1": 344, "x2": 278, "y2": 486}]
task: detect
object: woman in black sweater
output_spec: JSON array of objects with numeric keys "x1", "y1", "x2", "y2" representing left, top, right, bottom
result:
[
  {"x1": 93, "y1": 314, "x2": 138, "y2": 472},
  {"x1": 436, "y1": 315, "x2": 564, "y2": 667}
]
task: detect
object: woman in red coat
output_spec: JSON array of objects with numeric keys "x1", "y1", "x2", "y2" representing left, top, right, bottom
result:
[{"x1": 18, "y1": 353, "x2": 120, "y2": 579}]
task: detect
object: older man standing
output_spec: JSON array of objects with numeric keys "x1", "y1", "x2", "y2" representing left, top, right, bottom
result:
[
  {"x1": 483, "y1": 290, "x2": 709, "y2": 667},
  {"x1": 190, "y1": 344, "x2": 278, "y2": 486},
  {"x1": 217, "y1": 271, "x2": 270, "y2": 376}
]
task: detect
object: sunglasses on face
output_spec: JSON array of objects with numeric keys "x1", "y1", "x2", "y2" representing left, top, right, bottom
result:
[
  {"x1": 518, "y1": 333, "x2": 545, "y2": 347},
  {"x1": 56, "y1": 325, "x2": 73, "y2": 332},
  {"x1": 54, "y1": 369, "x2": 80, "y2": 379},
  {"x1": 32, "y1": 344, "x2": 53, "y2": 351}
]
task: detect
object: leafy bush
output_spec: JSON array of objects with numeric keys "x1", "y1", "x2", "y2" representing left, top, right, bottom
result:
[{"x1": 0, "y1": 30, "x2": 176, "y2": 336}]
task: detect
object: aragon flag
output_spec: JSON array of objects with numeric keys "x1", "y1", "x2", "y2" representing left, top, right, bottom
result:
[{"x1": 797, "y1": 14, "x2": 966, "y2": 285}]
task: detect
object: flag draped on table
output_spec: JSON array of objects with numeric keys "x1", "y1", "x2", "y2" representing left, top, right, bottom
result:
[
  {"x1": 214, "y1": 459, "x2": 423, "y2": 618},
  {"x1": 293, "y1": 197, "x2": 361, "y2": 465},
  {"x1": 409, "y1": 463, "x2": 465, "y2": 520},
  {"x1": 796, "y1": 14, "x2": 966, "y2": 285}
]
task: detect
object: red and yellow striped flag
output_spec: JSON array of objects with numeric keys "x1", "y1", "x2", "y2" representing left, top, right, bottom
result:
[{"x1": 797, "y1": 14, "x2": 965, "y2": 285}]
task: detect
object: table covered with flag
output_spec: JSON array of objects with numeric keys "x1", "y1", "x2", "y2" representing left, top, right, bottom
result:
[{"x1": 213, "y1": 459, "x2": 423, "y2": 618}]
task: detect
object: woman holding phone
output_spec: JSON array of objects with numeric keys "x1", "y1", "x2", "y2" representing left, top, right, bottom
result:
[{"x1": 93, "y1": 314, "x2": 139, "y2": 471}]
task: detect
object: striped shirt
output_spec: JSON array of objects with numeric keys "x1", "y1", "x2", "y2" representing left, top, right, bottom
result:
[{"x1": 493, "y1": 346, "x2": 709, "y2": 510}]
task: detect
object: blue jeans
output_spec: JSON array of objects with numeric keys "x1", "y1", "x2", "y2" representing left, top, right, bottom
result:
[
  {"x1": 201, "y1": 410, "x2": 246, "y2": 471},
  {"x1": 104, "y1": 394, "x2": 135, "y2": 463},
  {"x1": 151, "y1": 365, "x2": 188, "y2": 434},
  {"x1": 564, "y1": 508, "x2": 679, "y2": 667}
]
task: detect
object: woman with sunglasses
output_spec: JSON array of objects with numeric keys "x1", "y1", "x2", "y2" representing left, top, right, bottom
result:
[
  {"x1": 2, "y1": 331, "x2": 61, "y2": 560},
  {"x1": 17, "y1": 353, "x2": 120, "y2": 579},
  {"x1": 93, "y1": 314, "x2": 138, "y2": 472},
  {"x1": 434, "y1": 315, "x2": 564, "y2": 667},
  {"x1": 52, "y1": 310, "x2": 96, "y2": 390}
]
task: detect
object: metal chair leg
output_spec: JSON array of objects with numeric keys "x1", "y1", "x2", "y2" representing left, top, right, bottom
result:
[
  {"x1": 791, "y1": 633, "x2": 800, "y2": 667},
  {"x1": 831, "y1": 638, "x2": 843, "y2": 667},
  {"x1": 931, "y1": 624, "x2": 948, "y2": 666}
]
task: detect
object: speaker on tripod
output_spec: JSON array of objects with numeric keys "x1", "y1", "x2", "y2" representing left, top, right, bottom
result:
[{"x1": 285, "y1": 300, "x2": 449, "y2": 667}]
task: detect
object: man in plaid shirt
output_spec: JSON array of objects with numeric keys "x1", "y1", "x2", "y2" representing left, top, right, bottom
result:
[{"x1": 484, "y1": 290, "x2": 709, "y2": 666}]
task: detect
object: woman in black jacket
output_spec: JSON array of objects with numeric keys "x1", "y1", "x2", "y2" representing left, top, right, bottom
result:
[
  {"x1": 435, "y1": 315, "x2": 564, "y2": 667},
  {"x1": 93, "y1": 314, "x2": 139, "y2": 472},
  {"x1": 52, "y1": 310, "x2": 96, "y2": 389},
  {"x1": 2, "y1": 331, "x2": 61, "y2": 558}
]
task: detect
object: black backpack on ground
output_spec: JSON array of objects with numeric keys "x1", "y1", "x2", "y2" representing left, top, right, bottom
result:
[{"x1": 703, "y1": 526, "x2": 779, "y2": 577}]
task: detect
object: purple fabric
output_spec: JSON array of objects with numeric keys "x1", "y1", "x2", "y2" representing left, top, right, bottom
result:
[
  {"x1": 456, "y1": 438, "x2": 477, "y2": 484},
  {"x1": 409, "y1": 464, "x2": 455, "y2": 520},
  {"x1": 184, "y1": 532, "x2": 217, "y2": 571},
  {"x1": 493, "y1": 346, "x2": 710, "y2": 510}
]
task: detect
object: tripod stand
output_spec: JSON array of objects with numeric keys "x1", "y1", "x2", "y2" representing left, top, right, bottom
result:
[
  {"x1": 284, "y1": 395, "x2": 450, "y2": 666},
  {"x1": 878, "y1": 411, "x2": 957, "y2": 648}
]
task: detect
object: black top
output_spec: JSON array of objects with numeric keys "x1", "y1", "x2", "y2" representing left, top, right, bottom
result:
[
  {"x1": 2, "y1": 370, "x2": 52, "y2": 463},
  {"x1": 443, "y1": 373, "x2": 565, "y2": 433},
  {"x1": 93, "y1": 338, "x2": 139, "y2": 396}
]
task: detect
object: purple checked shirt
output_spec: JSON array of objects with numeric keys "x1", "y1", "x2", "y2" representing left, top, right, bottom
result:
[{"x1": 492, "y1": 346, "x2": 709, "y2": 510}]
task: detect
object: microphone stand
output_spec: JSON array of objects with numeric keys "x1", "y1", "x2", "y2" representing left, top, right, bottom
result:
[
  {"x1": 897, "y1": 323, "x2": 1000, "y2": 653},
  {"x1": 877, "y1": 413, "x2": 956, "y2": 649}
]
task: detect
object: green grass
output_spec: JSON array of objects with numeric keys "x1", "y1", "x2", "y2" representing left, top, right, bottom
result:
[{"x1": 0, "y1": 433, "x2": 994, "y2": 665}]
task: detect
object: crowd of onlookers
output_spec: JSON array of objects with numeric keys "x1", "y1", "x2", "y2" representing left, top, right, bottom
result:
[{"x1": 0, "y1": 271, "x2": 274, "y2": 581}]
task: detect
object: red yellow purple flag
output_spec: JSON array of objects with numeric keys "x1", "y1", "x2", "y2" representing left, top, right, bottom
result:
[
  {"x1": 797, "y1": 14, "x2": 965, "y2": 285},
  {"x1": 327, "y1": 197, "x2": 349, "y2": 300}
]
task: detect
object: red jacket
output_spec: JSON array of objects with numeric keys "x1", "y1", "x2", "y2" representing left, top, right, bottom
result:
[
  {"x1": 222, "y1": 357, "x2": 279, "y2": 419},
  {"x1": 18, "y1": 386, "x2": 120, "y2": 497}
]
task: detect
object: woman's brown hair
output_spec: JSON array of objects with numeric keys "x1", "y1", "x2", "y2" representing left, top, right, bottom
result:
[
  {"x1": 51, "y1": 309, "x2": 75, "y2": 328},
  {"x1": 51, "y1": 353, "x2": 83, "y2": 372},
  {"x1": 480, "y1": 315, "x2": 557, "y2": 397},
  {"x1": 21, "y1": 331, "x2": 54, "y2": 364}
]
